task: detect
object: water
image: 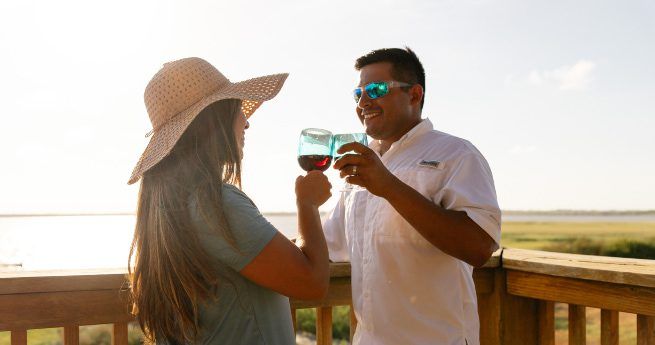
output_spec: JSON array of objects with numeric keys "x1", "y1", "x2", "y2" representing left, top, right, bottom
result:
[
  {"x1": 0, "y1": 214, "x2": 298, "y2": 271},
  {"x1": 1, "y1": 213, "x2": 654, "y2": 271}
]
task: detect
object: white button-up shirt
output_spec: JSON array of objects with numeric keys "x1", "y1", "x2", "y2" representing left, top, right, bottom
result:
[{"x1": 323, "y1": 119, "x2": 501, "y2": 345}]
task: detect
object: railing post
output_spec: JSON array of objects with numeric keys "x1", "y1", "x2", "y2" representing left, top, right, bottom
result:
[
  {"x1": 10, "y1": 329, "x2": 27, "y2": 345},
  {"x1": 477, "y1": 267, "x2": 501, "y2": 345},
  {"x1": 63, "y1": 325, "x2": 79, "y2": 345},
  {"x1": 568, "y1": 304, "x2": 586, "y2": 345},
  {"x1": 637, "y1": 314, "x2": 655, "y2": 345},
  {"x1": 112, "y1": 322, "x2": 128, "y2": 345},
  {"x1": 500, "y1": 269, "x2": 539, "y2": 345},
  {"x1": 316, "y1": 306, "x2": 332, "y2": 345},
  {"x1": 538, "y1": 300, "x2": 555, "y2": 345},
  {"x1": 601, "y1": 309, "x2": 619, "y2": 345}
]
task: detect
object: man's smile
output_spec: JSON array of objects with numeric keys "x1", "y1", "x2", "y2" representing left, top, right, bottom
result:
[{"x1": 362, "y1": 111, "x2": 382, "y2": 120}]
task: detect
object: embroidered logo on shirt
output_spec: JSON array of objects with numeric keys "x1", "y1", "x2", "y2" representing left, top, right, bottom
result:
[{"x1": 418, "y1": 160, "x2": 442, "y2": 169}]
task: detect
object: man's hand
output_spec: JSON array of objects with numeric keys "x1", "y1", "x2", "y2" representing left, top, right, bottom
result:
[{"x1": 332, "y1": 142, "x2": 399, "y2": 197}]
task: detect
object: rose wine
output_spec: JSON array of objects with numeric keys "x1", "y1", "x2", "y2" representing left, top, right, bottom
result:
[{"x1": 298, "y1": 155, "x2": 332, "y2": 172}]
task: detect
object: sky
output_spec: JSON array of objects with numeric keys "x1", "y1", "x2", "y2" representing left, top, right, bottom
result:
[{"x1": 1, "y1": 0, "x2": 654, "y2": 214}]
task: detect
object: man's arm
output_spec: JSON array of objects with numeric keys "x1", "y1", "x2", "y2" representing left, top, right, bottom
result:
[
  {"x1": 382, "y1": 175, "x2": 497, "y2": 267},
  {"x1": 333, "y1": 142, "x2": 498, "y2": 267}
]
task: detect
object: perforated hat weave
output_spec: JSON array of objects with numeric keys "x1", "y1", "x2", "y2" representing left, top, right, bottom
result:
[{"x1": 128, "y1": 57, "x2": 288, "y2": 185}]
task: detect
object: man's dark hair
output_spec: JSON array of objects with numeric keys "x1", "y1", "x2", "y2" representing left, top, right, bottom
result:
[{"x1": 355, "y1": 47, "x2": 425, "y2": 110}]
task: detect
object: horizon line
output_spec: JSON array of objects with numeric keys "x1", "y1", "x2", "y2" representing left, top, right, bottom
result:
[{"x1": 1, "y1": 209, "x2": 655, "y2": 218}]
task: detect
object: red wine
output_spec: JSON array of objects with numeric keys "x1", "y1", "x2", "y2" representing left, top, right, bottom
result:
[{"x1": 298, "y1": 155, "x2": 332, "y2": 172}]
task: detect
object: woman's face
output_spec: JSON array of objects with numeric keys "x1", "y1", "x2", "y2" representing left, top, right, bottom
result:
[{"x1": 233, "y1": 108, "x2": 249, "y2": 158}]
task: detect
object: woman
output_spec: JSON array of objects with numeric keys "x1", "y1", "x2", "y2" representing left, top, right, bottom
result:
[{"x1": 127, "y1": 57, "x2": 331, "y2": 345}]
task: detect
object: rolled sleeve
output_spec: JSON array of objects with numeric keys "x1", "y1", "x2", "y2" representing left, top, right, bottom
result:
[{"x1": 437, "y1": 152, "x2": 502, "y2": 245}]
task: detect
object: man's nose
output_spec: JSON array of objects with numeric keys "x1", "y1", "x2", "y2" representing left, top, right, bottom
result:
[
  {"x1": 357, "y1": 93, "x2": 372, "y2": 110},
  {"x1": 245, "y1": 120, "x2": 250, "y2": 129}
]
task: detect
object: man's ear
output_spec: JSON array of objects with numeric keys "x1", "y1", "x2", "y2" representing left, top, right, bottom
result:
[{"x1": 409, "y1": 84, "x2": 424, "y2": 106}]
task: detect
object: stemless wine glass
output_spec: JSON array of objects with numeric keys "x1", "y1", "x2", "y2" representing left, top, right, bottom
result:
[
  {"x1": 331, "y1": 133, "x2": 368, "y2": 159},
  {"x1": 297, "y1": 128, "x2": 333, "y2": 172}
]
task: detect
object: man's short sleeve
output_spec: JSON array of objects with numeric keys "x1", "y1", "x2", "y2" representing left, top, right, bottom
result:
[
  {"x1": 436, "y1": 152, "x2": 502, "y2": 245},
  {"x1": 193, "y1": 185, "x2": 278, "y2": 271}
]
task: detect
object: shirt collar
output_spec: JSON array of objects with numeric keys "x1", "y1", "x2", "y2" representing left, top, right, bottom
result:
[{"x1": 370, "y1": 118, "x2": 434, "y2": 153}]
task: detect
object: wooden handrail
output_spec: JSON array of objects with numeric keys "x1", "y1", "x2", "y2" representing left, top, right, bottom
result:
[
  {"x1": 502, "y1": 248, "x2": 655, "y2": 345},
  {"x1": 502, "y1": 248, "x2": 655, "y2": 287},
  {"x1": 1, "y1": 248, "x2": 653, "y2": 344}
]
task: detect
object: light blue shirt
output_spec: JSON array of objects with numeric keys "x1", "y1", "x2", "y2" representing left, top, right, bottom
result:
[{"x1": 190, "y1": 184, "x2": 295, "y2": 345}]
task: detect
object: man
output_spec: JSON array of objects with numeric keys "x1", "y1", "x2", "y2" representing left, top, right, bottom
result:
[{"x1": 323, "y1": 47, "x2": 501, "y2": 345}]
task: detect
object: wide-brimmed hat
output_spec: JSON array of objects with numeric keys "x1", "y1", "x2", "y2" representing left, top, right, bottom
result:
[{"x1": 128, "y1": 57, "x2": 288, "y2": 185}]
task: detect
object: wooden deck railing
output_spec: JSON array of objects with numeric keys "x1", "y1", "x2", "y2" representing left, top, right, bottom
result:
[
  {"x1": 1, "y1": 248, "x2": 654, "y2": 345},
  {"x1": 499, "y1": 248, "x2": 655, "y2": 345}
]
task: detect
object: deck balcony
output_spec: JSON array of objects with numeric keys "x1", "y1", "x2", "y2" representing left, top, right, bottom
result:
[{"x1": 1, "y1": 248, "x2": 654, "y2": 345}]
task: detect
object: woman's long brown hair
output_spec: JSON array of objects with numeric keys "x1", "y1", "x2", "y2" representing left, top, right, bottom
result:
[{"x1": 128, "y1": 99, "x2": 242, "y2": 345}]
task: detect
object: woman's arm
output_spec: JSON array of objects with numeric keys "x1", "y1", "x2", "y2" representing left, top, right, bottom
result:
[{"x1": 239, "y1": 171, "x2": 331, "y2": 300}]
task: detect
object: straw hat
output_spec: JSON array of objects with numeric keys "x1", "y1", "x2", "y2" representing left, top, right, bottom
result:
[{"x1": 128, "y1": 57, "x2": 288, "y2": 185}]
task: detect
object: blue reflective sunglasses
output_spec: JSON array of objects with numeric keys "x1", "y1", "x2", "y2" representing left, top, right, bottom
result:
[{"x1": 353, "y1": 81, "x2": 412, "y2": 103}]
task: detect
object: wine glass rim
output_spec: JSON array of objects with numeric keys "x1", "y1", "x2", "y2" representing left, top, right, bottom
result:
[
  {"x1": 333, "y1": 132, "x2": 367, "y2": 136},
  {"x1": 301, "y1": 128, "x2": 333, "y2": 135}
]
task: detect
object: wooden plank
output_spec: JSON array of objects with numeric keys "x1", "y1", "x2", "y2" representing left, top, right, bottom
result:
[
  {"x1": 0, "y1": 290, "x2": 133, "y2": 330},
  {"x1": 477, "y1": 269, "x2": 500, "y2": 345},
  {"x1": 349, "y1": 305, "x2": 357, "y2": 342},
  {"x1": 10, "y1": 329, "x2": 27, "y2": 345},
  {"x1": 112, "y1": 322, "x2": 128, "y2": 345},
  {"x1": 316, "y1": 306, "x2": 332, "y2": 345},
  {"x1": 291, "y1": 277, "x2": 351, "y2": 309},
  {"x1": 637, "y1": 315, "x2": 655, "y2": 345},
  {"x1": 329, "y1": 263, "x2": 351, "y2": 277},
  {"x1": 473, "y1": 268, "x2": 495, "y2": 294},
  {"x1": 0, "y1": 269, "x2": 128, "y2": 295},
  {"x1": 538, "y1": 300, "x2": 554, "y2": 345},
  {"x1": 482, "y1": 248, "x2": 502, "y2": 268},
  {"x1": 498, "y1": 269, "x2": 539, "y2": 345},
  {"x1": 503, "y1": 248, "x2": 655, "y2": 288},
  {"x1": 64, "y1": 325, "x2": 79, "y2": 345},
  {"x1": 568, "y1": 304, "x2": 586, "y2": 345},
  {"x1": 601, "y1": 309, "x2": 619, "y2": 345},
  {"x1": 506, "y1": 270, "x2": 655, "y2": 316}
]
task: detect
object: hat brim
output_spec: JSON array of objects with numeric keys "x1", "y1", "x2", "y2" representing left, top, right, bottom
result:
[{"x1": 128, "y1": 72, "x2": 288, "y2": 185}]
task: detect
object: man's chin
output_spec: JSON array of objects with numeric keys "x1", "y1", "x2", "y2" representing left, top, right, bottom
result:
[{"x1": 364, "y1": 128, "x2": 383, "y2": 141}]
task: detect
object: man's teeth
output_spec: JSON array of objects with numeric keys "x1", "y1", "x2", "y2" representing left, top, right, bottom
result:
[{"x1": 363, "y1": 112, "x2": 381, "y2": 119}]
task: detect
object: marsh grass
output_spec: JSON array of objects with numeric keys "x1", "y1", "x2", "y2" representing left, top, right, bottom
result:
[{"x1": 502, "y1": 222, "x2": 655, "y2": 259}]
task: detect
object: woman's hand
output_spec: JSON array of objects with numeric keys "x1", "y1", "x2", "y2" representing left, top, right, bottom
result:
[{"x1": 295, "y1": 171, "x2": 332, "y2": 207}]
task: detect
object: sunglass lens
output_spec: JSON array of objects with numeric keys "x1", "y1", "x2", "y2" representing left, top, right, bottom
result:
[
  {"x1": 366, "y1": 82, "x2": 389, "y2": 99},
  {"x1": 353, "y1": 88, "x2": 362, "y2": 102}
]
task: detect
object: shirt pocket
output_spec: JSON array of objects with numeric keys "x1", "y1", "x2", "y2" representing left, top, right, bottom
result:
[{"x1": 394, "y1": 164, "x2": 445, "y2": 203}]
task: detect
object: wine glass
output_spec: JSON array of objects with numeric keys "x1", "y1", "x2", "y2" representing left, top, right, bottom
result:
[
  {"x1": 331, "y1": 133, "x2": 368, "y2": 192},
  {"x1": 297, "y1": 128, "x2": 333, "y2": 172},
  {"x1": 331, "y1": 133, "x2": 368, "y2": 159}
]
